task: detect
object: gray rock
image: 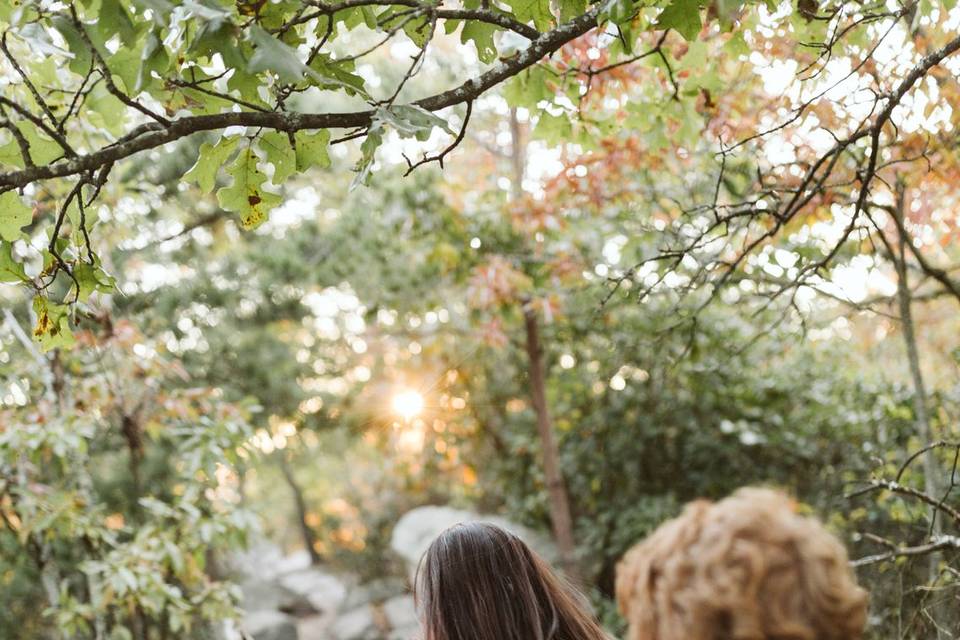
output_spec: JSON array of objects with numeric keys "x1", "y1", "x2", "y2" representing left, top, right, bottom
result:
[
  {"x1": 243, "y1": 610, "x2": 299, "y2": 640},
  {"x1": 297, "y1": 613, "x2": 334, "y2": 640},
  {"x1": 275, "y1": 550, "x2": 313, "y2": 575},
  {"x1": 386, "y1": 627, "x2": 419, "y2": 640},
  {"x1": 230, "y1": 541, "x2": 287, "y2": 580},
  {"x1": 329, "y1": 606, "x2": 377, "y2": 640},
  {"x1": 382, "y1": 595, "x2": 417, "y2": 631},
  {"x1": 242, "y1": 579, "x2": 317, "y2": 615},
  {"x1": 390, "y1": 506, "x2": 558, "y2": 579},
  {"x1": 341, "y1": 577, "x2": 407, "y2": 609},
  {"x1": 280, "y1": 568, "x2": 348, "y2": 614}
]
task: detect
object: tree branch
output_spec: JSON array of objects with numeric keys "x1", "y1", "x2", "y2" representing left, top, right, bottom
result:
[
  {"x1": 277, "y1": 0, "x2": 541, "y2": 40},
  {"x1": 851, "y1": 535, "x2": 960, "y2": 568},
  {"x1": 0, "y1": 4, "x2": 605, "y2": 191}
]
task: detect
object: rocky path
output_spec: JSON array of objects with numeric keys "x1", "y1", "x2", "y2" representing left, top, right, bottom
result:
[{"x1": 234, "y1": 506, "x2": 555, "y2": 640}]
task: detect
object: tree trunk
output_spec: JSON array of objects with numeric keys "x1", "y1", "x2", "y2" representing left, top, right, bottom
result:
[
  {"x1": 508, "y1": 110, "x2": 525, "y2": 201},
  {"x1": 278, "y1": 453, "x2": 322, "y2": 565},
  {"x1": 508, "y1": 109, "x2": 579, "y2": 577},
  {"x1": 892, "y1": 186, "x2": 946, "y2": 637},
  {"x1": 523, "y1": 305, "x2": 579, "y2": 577}
]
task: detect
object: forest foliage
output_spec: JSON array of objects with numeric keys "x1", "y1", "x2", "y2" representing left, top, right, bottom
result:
[{"x1": 2, "y1": 0, "x2": 960, "y2": 638}]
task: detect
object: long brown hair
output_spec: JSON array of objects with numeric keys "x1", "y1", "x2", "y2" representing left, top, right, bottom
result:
[{"x1": 415, "y1": 522, "x2": 610, "y2": 640}]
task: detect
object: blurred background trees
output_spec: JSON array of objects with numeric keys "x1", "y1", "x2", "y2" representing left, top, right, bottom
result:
[{"x1": 3, "y1": 0, "x2": 960, "y2": 638}]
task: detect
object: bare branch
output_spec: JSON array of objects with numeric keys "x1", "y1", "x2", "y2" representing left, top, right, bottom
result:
[
  {"x1": 852, "y1": 535, "x2": 960, "y2": 568},
  {"x1": 403, "y1": 100, "x2": 472, "y2": 175},
  {"x1": 846, "y1": 479, "x2": 960, "y2": 525}
]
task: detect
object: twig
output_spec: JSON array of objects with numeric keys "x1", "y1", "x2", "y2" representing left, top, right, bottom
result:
[{"x1": 403, "y1": 100, "x2": 472, "y2": 175}]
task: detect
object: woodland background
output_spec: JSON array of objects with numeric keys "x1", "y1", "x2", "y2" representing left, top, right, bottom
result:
[{"x1": 1, "y1": 0, "x2": 959, "y2": 638}]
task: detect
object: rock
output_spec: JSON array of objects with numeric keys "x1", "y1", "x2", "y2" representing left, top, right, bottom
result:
[
  {"x1": 243, "y1": 610, "x2": 299, "y2": 640},
  {"x1": 229, "y1": 541, "x2": 287, "y2": 580},
  {"x1": 382, "y1": 595, "x2": 417, "y2": 631},
  {"x1": 329, "y1": 606, "x2": 377, "y2": 640},
  {"x1": 227, "y1": 543, "x2": 311, "y2": 582},
  {"x1": 279, "y1": 568, "x2": 349, "y2": 614},
  {"x1": 341, "y1": 577, "x2": 407, "y2": 609},
  {"x1": 390, "y1": 506, "x2": 558, "y2": 579},
  {"x1": 275, "y1": 550, "x2": 313, "y2": 575},
  {"x1": 386, "y1": 627, "x2": 419, "y2": 640},
  {"x1": 242, "y1": 579, "x2": 317, "y2": 615},
  {"x1": 297, "y1": 613, "x2": 334, "y2": 640}
]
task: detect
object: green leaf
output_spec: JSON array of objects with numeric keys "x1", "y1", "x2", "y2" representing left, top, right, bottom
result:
[
  {"x1": 86, "y1": 84, "x2": 128, "y2": 137},
  {"x1": 403, "y1": 16, "x2": 432, "y2": 48},
  {"x1": 657, "y1": 0, "x2": 702, "y2": 41},
  {"x1": 602, "y1": 0, "x2": 636, "y2": 25},
  {"x1": 32, "y1": 296, "x2": 74, "y2": 352},
  {"x1": 182, "y1": 0, "x2": 233, "y2": 26},
  {"x1": 259, "y1": 132, "x2": 296, "y2": 184},
  {"x1": 352, "y1": 124, "x2": 384, "y2": 189},
  {"x1": 188, "y1": 11, "x2": 245, "y2": 72},
  {"x1": 132, "y1": 0, "x2": 174, "y2": 23},
  {"x1": 50, "y1": 15, "x2": 95, "y2": 76},
  {"x1": 109, "y1": 44, "x2": 144, "y2": 93},
  {"x1": 376, "y1": 7, "x2": 432, "y2": 47},
  {"x1": 227, "y1": 69, "x2": 265, "y2": 103},
  {"x1": 0, "y1": 242, "x2": 27, "y2": 283},
  {"x1": 294, "y1": 131, "x2": 331, "y2": 172},
  {"x1": 533, "y1": 112, "x2": 573, "y2": 145},
  {"x1": 74, "y1": 260, "x2": 116, "y2": 302},
  {"x1": 247, "y1": 25, "x2": 311, "y2": 83},
  {"x1": 376, "y1": 105, "x2": 453, "y2": 141},
  {"x1": 339, "y1": 7, "x2": 366, "y2": 30},
  {"x1": 724, "y1": 31, "x2": 749, "y2": 57},
  {"x1": 0, "y1": 2, "x2": 15, "y2": 24},
  {"x1": 713, "y1": 0, "x2": 744, "y2": 31},
  {"x1": 461, "y1": 21, "x2": 498, "y2": 64},
  {"x1": 0, "y1": 122, "x2": 63, "y2": 168},
  {"x1": 0, "y1": 191, "x2": 32, "y2": 241},
  {"x1": 558, "y1": 0, "x2": 587, "y2": 22},
  {"x1": 184, "y1": 136, "x2": 240, "y2": 192},
  {"x1": 96, "y1": 0, "x2": 137, "y2": 47},
  {"x1": 16, "y1": 23, "x2": 73, "y2": 58},
  {"x1": 308, "y1": 55, "x2": 368, "y2": 97},
  {"x1": 502, "y1": 66, "x2": 553, "y2": 108},
  {"x1": 678, "y1": 40, "x2": 708, "y2": 71},
  {"x1": 136, "y1": 30, "x2": 170, "y2": 92},
  {"x1": 507, "y1": 0, "x2": 553, "y2": 31},
  {"x1": 216, "y1": 146, "x2": 282, "y2": 229}
]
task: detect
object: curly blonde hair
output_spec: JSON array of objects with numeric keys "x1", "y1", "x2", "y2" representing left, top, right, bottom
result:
[{"x1": 615, "y1": 488, "x2": 867, "y2": 640}]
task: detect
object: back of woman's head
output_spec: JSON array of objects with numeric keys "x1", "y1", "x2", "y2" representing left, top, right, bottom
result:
[
  {"x1": 415, "y1": 522, "x2": 609, "y2": 640},
  {"x1": 616, "y1": 488, "x2": 868, "y2": 640}
]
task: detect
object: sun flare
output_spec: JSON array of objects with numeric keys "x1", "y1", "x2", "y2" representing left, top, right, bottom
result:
[{"x1": 392, "y1": 389, "x2": 425, "y2": 421}]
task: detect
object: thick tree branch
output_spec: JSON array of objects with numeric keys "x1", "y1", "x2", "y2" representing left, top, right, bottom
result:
[{"x1": 0, "y1": 5, "x2": 605, "y2": 191}]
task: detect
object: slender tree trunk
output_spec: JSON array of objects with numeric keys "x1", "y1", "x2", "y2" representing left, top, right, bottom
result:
[
  {"x1": 507, "y1": 109, "x2": 578, "y2": 576},
  {"x1": 523, "y1": 306, "x2": 579, "y2": 576},
  {"x1": 893, "y1": 192, "x2": 942, "y2": 515},
  {"x1": 278, "y1": 453, "x2": 322, "y2": 565},
  {"x1": 892, "y1": 186, "x2": 946, "y2": 637},
  {"x1": 508, "y1": 110, "x2": 525, "y2": 200}
]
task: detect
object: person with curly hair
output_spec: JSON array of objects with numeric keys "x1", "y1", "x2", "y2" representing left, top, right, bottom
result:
[{"x1": 615, "y1": 487, "x2": 868, "y2": 640}]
